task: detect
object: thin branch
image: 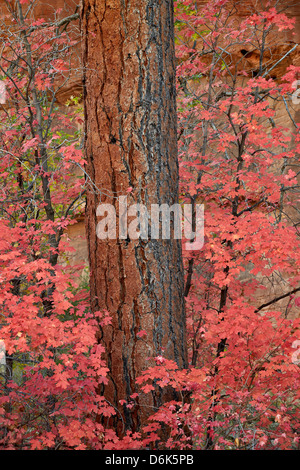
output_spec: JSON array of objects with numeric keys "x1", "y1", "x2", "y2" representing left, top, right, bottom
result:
[{"x1": 255, "y1": 287, "x2": 300, "y2": 312}]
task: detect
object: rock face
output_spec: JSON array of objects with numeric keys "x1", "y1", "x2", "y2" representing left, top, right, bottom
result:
[{"x1": 196, "y1": 0, "x2": 300, "y2": 42}]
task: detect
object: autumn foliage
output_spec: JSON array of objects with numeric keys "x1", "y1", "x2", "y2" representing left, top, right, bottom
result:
[{"x1": 0, "y1": 0, "x2": 299, "y2": 450}]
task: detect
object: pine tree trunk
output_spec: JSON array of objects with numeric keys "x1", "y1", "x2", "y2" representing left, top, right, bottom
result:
[{"x1": 81, "y1": 0, "x2": 187, "y2": 435}]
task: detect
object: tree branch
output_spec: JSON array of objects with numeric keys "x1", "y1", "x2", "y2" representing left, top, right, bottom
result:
[{"x1": 255, "y1": 286, "x2": 300, "y2": 312}]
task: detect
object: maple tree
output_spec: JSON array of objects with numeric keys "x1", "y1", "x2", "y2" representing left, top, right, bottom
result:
[
  {"x1": 0, "y1": 0, "x2": 299, "y2": 451},
  {"x1": 136, "y1": 0, "x2": 300, "y2": 450},
  {"x1": 0, "y1": 0, "x2": 116, "y2": 450}
]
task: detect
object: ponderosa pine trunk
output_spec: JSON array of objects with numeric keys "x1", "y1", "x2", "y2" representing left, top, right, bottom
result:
[{"x1": 81, "y1": 0, "x2": 187, "y2": 435}]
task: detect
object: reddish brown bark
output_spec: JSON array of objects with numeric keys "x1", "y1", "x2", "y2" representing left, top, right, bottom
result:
[{"x1": 81, "y1": 0, "x2": 187, "y2": 435}]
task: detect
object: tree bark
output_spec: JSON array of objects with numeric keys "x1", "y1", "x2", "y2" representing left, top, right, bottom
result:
[{"x1": 81, "y1": 0, "x2": 187, "y2": 435}]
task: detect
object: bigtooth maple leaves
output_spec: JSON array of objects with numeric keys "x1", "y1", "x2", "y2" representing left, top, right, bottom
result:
[
  {"x1": 0, "y1": 0, "x2": 299, "y2": 451},
  {"x1": 0, "y1": 0, "x2": 115, "y2": 450},
  {"x1": 138, "y1": 0, "x2": 300, "y2": 449}
]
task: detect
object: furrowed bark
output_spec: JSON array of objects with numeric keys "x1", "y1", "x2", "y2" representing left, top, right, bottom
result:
[{"x1": 81, "y1": 0, "x2": 187, "y2": 435}]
